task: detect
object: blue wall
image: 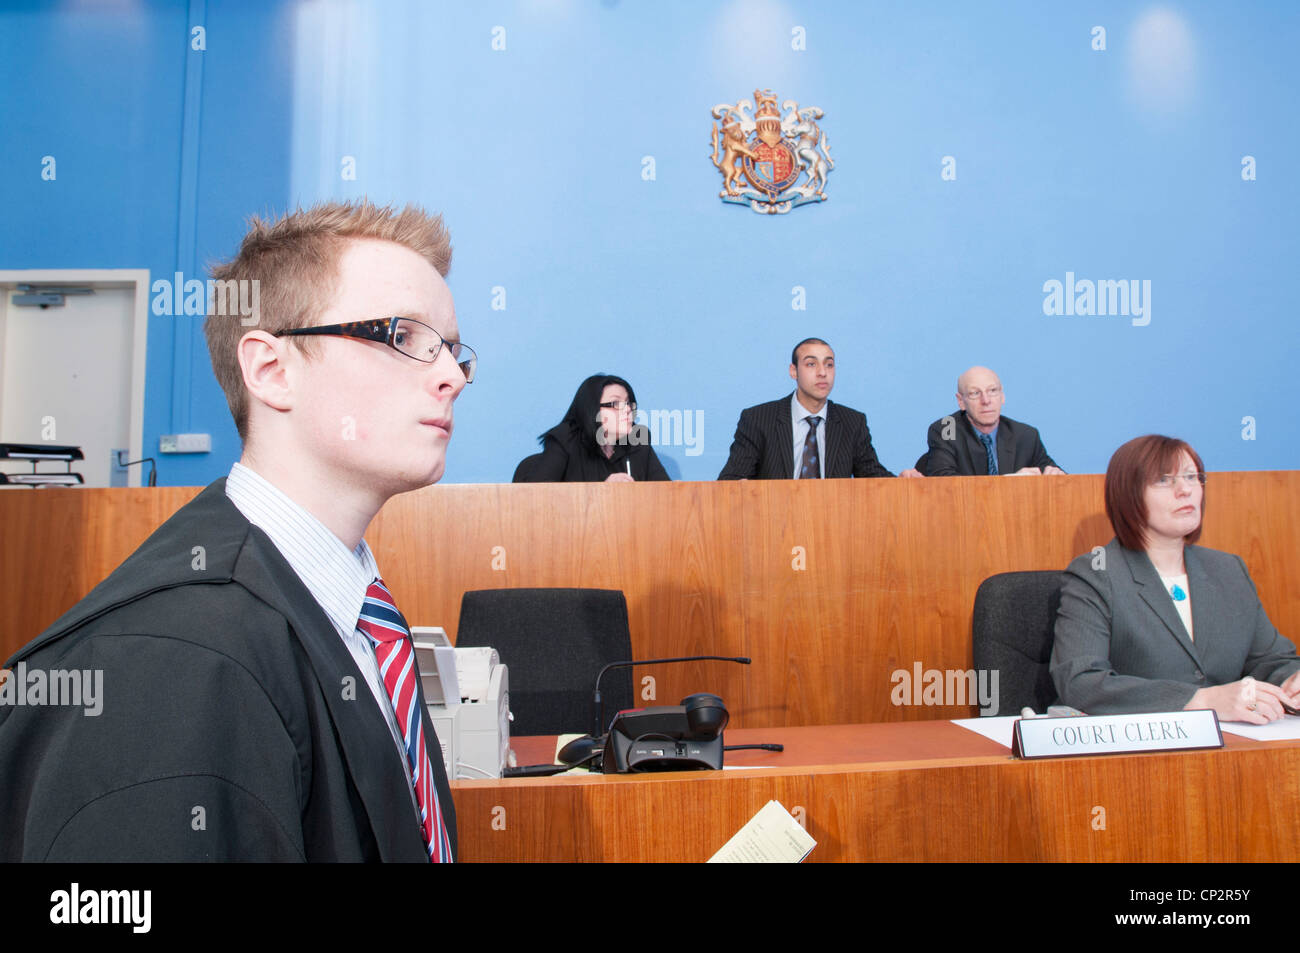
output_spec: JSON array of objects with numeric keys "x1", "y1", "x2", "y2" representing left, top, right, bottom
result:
[{"x1": 3, "y1": 0, "x2": 1297, "y2": 483}]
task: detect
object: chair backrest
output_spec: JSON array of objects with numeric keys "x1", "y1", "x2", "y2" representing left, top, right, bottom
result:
[
  {"x1": 971, "y1": 570, "x2": 1063, "y2": 716},
  {"x1": 455, "y1": 588, "x2": 634, "y2": 736}
]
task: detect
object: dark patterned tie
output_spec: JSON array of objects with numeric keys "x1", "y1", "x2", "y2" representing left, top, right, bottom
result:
[
  {"x1": 978, "y1": 431, "x2": 998, "y2": 475},
  {"x1": 800, "y1": 416, "x2": 822, "y2": 479}
]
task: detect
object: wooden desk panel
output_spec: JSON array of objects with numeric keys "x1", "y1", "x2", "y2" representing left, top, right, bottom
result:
[
  {"x1": 452, "y1": 723, "x2": 1300, "y2": 862},
  {"x1": 3, "y1": 473, "x2": 1298, "y2": 727},
  {"x1": 372, "y1": 481, "x2": 748, "y2": 713},
  {"x1": 0, "y1": 486, "x2": 201, "y2": 641}
]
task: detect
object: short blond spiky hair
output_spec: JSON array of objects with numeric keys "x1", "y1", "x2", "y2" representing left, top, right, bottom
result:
[{"x1": 204, "y1": 200, "x2": 452, "y2": 441}]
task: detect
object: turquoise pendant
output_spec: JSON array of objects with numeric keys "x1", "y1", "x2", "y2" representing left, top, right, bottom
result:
[{"x1": 1170, "y1": 584, "x2": 1187, "y2": 601}]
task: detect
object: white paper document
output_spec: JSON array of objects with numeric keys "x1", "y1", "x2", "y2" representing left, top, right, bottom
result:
[
  {"x1": 1219, "y1": 716, "x2": 1300, "y2": 742},
  {"x1": 453, "y1": 646, "x2": 497, "y2": 702},
  {"x1": 708, "y1": 800, "x2": 816, "y2": 863}
]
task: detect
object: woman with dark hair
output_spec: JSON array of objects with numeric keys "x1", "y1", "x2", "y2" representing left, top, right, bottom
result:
[
  {"x1": 1051, "y1": 434, "x2": 1300, "y2": 720},
  {"x1": 514, "y1": 374, "x2": 670, "y2": 483}
]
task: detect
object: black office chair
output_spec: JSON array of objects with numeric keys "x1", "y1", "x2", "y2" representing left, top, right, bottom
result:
[
  {"x1": 455, "y1": 588, "x2": 634, "y2": 736},
  {"x1": 971, "y1": 571, "x2": 1063, "y2": 716}
]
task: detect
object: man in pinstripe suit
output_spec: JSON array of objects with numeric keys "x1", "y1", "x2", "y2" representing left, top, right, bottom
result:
[{"x1": 718, "y1": 338, "x2": 895, "y2": 480}]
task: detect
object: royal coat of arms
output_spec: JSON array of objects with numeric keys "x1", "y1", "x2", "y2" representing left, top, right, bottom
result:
[{"x1": 710, "y1": 88, "x2": 833, "y2": 214}]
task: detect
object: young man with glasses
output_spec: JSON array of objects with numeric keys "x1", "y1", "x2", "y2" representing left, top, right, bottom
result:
[
  {"x1": 1, "y1": 201, "x2": 470, "y2": 861},
  {"x1": 911, "y1": 365, "x2": 1064, "y2": 477}
]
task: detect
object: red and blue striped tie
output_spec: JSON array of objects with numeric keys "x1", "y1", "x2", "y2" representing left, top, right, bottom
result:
[{"x1": 357, "y1": 578, "x2": 452, "y2": 862}]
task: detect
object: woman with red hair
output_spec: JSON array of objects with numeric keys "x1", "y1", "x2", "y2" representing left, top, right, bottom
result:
[{"x1": 1051, "y1": 434, "x2": 1300, "y2": 721}]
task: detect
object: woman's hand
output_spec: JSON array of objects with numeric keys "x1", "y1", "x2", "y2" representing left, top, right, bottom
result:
[
  {"x1": 1186, "y1": 677, "x2": 1291, "y2": 724},
  {"x1": 1280, "y1": 669, "x2": 1300, "y2": 699}
]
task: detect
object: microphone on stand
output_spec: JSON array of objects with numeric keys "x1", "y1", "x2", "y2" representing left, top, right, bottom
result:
[
  {"x1": 552, "y1": 655, "x2": 751, "y2": 768},
  {"x1": 593, "y1": 655, "x2": 751, "y2": 737}
]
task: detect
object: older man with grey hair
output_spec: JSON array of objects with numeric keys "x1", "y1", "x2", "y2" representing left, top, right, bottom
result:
[{"x1": 910, "y1": 366, "x2": 1064, "y2": 477}]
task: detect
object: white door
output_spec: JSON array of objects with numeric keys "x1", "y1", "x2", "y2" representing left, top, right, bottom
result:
[{"x1": 0, "y1": 270, "x2": 148, "y2": 488}]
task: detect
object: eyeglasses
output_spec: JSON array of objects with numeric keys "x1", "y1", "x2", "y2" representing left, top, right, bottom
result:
[
  {"x1": 962, "y1": 386, "x2": 1002, "y2": 401},
  {"x1": 599, "y1": 400, "x2": 636, "y2": 414},
  {"x1": 275, "y1": 317, "x2": 477, "y2": 382},
  {"x1": 1151, "y1": 472, "x2": 1206, "y2": 489}
]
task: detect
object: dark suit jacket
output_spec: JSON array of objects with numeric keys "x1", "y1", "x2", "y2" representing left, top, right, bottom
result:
[
  {"x1": 915, "y1": 411, "x2": 1058, "y2": 476},
  {"x1": 1050, "y1": 539, "x2": 1300, "y2": 714},
  {"x1": 0, "y1": 480, "x2": 456, "y2": 861},
  {"x1": 718, "y1": 395, "x2": 893, "y2": 479},
  {"x1": 515, "y1": 423, "x2": 670, "y2": 483}
]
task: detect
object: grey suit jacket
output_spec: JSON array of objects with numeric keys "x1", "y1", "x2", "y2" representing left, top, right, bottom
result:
[
  {"x1": 1050, "y1": 539, "x2": 1300, "y2": 714},
  {"x1": 717, "y1": 395, "x2": 893, "y2": 480},
  {"x1": 915, "y1": 411, "x2": 1059, "y2": 476}
]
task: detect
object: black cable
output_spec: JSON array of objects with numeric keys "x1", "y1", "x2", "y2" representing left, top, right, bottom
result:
[{"x1": 115, "y1": 451, "x2": 157, "y2": 486}]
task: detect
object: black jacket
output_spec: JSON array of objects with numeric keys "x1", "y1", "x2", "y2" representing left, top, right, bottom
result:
[
  {"x1": 516, "y1": 423, "x2": 670, "y2": 483},
  {"x1": 0, "y1": 480, "x2": 455, "y2": 861},
  {"x1": 915, "y1": 411, "x2": 1059, "y2": 476},
  {"x1": 717, "y1": 395, "x2": 893, "y2": 479}
]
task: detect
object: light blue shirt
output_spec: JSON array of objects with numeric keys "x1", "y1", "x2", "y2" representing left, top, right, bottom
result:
[{"x1": 790, "y1": 392, "x2": 827, "y2": 479}]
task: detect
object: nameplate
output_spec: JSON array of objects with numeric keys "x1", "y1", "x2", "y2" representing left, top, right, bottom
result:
[{"x1": 1011, "y1": 710, "x2": 1222, "y2": 759}]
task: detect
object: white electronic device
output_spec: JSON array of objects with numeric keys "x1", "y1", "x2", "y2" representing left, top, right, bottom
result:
[{"x1": 412, "y1": 627, "x2": 511, "y2": 780}]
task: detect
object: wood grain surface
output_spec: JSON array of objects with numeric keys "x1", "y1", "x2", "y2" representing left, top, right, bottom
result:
[
  {"x1": 4, "y1": 471, "x2": 1298, "y2": 727},
  {"x1": 453, "y1": 722, "x2": 1300, "y2": 862}
]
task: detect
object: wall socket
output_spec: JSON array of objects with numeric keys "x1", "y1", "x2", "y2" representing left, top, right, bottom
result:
[{"x1": 159, "y1": 433, "x2": 212, "y2": 454}]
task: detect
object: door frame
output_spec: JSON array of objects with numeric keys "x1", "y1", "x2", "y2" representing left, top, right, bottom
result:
[{"x1": 0, "y1": 269, "x2": 150, "y2": 487}]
